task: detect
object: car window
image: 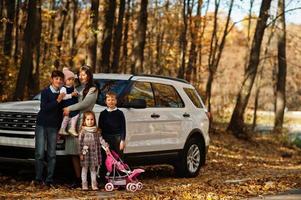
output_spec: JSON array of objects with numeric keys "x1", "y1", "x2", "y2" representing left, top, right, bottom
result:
[
  {"x1": 94, "y1": 79, "x2": 130, "y2": 106},
  {"x1": 152, "y1": 83, "x2": 184, "y2": 108},
  {"x1": 124, "y1": 81, "x2": 155, "y2": 107},
  {"x1": 184, "y1": 88, "x2": 203, "y2": 108}
]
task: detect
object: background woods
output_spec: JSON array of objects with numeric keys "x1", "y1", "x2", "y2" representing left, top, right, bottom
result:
[{"x1": 0, "y1": 0, "x2": 301, "y2": 136}]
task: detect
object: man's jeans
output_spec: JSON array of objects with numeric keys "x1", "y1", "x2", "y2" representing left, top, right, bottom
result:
[{"x1": 35, "y1": 125, "x2": 57, "y2": 183}]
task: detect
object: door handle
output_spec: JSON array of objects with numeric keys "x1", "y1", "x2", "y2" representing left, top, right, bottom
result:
[
  {"x1": 151, "y1": 113, "x2": 160, "y2": 118},
  {"x1": 183, "y1": 113, "x2": 190, "y2": 118}
]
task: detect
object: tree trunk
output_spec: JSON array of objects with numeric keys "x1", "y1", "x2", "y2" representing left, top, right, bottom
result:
[
  {"x1": 28, "y1": 0, "x2": 41, "y2": 98},
  {"x1": 227, "y1": 0, "x2": 272, "y2": 138},
  {"x1": 252, "y1": 20, "x2": 276, "y2": 130},
  {"x1": 13, "y1": 0, "x2": 20, "y2": 63},
  {"x1": 100, "y1": 0, "x2": 116, "y2": 73},
  {"x1": 243, "y1": 0, "x2": 255, "y2": 71},
  {"x1": 54, "y1": 0, "x2": 70, "y2": 69},
  {"x1": 205, "y1": 0, "x2": 234, "y2": 112},
  {"x1": 130, "y1": 0, "x2": 148, "y2": 74},
  {"x1": 86, "y1": 0, "x2": 99, "y2": 72},
  {"x1": 0, "y1": 0, "x2": 3, "y2": 37},
  {"x1": 274, "y1": 0, "x2": 287, "y2": 132},
  {"x1": 186, "y1": 0, "x2": 202, "y2": 83},
  {"x1": 3, "y1": 0, "x2": 15, "y2": 56},
  {"x1": 42, "y1": 0, "x2": 56, "y2": 65},
  {"x1": 14, "y1": 0, "x2": 40, "y2": 100},
  {"x1": 121, "y1": 0, "x2": 131, "y2": 73},
  {"x1": 69, "y1": 0, "x2": 77, "y2": 68},
  {"x1": 177, "y1": 0, "x2": 189, "y2": 79},
  {"x1": 111, "y1": 0, "x2": 125, "y2": 73}
]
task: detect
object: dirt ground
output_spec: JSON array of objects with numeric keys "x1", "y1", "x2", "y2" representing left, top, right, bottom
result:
[{"x1": 1, "y1": 130, "x2": 301, "y2": 200}]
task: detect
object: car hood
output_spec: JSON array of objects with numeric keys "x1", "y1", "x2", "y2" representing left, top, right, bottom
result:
[{"x1": 0, "y1": 100, "x2": 40, "y2": 113}]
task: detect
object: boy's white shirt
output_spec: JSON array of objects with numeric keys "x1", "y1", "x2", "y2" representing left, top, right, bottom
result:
[
  {"x1": 106, "y1": 107, "x2": 117, "y2": 112},
  {"x1": 60, "y1": 85, "x2": 77, "y2": 100}
]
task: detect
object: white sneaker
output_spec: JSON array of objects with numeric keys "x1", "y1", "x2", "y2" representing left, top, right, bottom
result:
[
  {"x1": 68, "y1": 128, "x2": 78, "y2": 136},
  {"x1": 82, "y1": 181, "x2": 88, "y2": 190},
  {"x1": 58, "y1": 128, "x2": 69, "y2": 135}
]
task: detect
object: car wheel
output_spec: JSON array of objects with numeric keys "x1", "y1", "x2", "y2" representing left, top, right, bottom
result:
[{"x1": 175, "y1": 137, "x2": 203, "y2": 178}]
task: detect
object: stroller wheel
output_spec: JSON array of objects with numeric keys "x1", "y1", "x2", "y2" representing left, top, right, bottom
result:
[
  {"x1": 126, "y1": 183, "x2": 132, "y2": 191},
  {"x1": 130, "y1": 183, "x2": 137, "y2": 192},
  {"x1": 105, "y1": 183, "x2": 114, "y2": 192},
  {"x1": 137, "y1": 182, "x2": 143, "y2": 190}
]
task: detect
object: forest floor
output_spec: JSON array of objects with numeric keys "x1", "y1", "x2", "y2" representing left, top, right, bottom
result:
[{"x1": 0, "y1": 128, "x2": 301, "y2": 200}]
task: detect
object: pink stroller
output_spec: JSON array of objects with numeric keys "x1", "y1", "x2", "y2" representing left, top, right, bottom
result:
[{"x1": 104, "y1": 150, "x2": 144, "y2": 192}]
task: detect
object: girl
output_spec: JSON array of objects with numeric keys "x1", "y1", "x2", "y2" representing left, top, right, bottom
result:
[
  {"x1": 79, "y1": 111, "x2": 109, "y2": 190},
  {"x1": 59, "y1": 67, "x2": 79, "y2": 136}
]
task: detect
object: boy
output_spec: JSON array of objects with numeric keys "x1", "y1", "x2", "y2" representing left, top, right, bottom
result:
[
  {"x1": 98, "y1": 91, "x2": 126, "y2": 156},
  {"x1": 34, "y1": 70, "x2": 65, "y2": 187}
]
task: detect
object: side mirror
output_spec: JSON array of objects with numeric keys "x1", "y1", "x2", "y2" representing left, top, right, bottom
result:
[{"x1": 124, "y1": 99, "x2": 146, "y2": 109}]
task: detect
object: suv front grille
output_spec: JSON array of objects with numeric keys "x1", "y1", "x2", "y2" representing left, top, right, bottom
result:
[{"x1": 0, "y1": 112, "x2": 37, "y2": 131}]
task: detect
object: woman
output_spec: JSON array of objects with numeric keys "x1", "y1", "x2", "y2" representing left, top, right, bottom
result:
[{"x1": 63, "y1": 65, "x2": 98, "y2": 188}]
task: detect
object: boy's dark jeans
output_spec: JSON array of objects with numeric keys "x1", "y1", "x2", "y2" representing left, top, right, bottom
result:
[
  {"x1": 35, "y1": 125, "x2": 57, "y2": 184},
  {"x1": 98, "y1": 135, "x2": 124, "y2": 183}
]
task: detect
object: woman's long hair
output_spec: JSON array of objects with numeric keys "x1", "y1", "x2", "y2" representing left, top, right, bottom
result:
[{"x1": 78, "y1": 65, "x2": 97, "y2": 99}]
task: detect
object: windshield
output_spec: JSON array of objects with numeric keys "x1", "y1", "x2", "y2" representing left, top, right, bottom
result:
[{"x1": 94, "y1": 79, "x2": 130, "y2": 106}]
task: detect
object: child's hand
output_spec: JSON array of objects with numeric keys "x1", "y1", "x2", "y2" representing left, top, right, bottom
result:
[
  {"x1": 63, "y1": 107, "x2": 70, "y2": 116},
  {"x1": 57, "y1": 93, "x2": 66, "y2": 103},
  {"x1": 105, "y1": 147, "x2": 110, "y2": 155},
  {"x1": 80, "y1": 155, "x2": 84, "y2": 161},
  {"x1": 120, "y1": 140, "x2": 125, "y2": 150},
  {"x1": 71, "y1": 91, "x2": 78, "y2": 97}
]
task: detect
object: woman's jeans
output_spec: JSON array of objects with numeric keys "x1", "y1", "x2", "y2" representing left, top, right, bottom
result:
[{"x1": 35, "y1": 125, "x2": 57, "y2": 183}]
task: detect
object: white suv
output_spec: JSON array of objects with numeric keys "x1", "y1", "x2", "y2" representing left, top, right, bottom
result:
[{"x1": 0, "y1": 74, "x2": 210, "y2": 177}]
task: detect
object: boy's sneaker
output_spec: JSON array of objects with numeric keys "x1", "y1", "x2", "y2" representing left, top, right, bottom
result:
[
  {"x1": 58, "y1": 128, "x2": 69, "y2": 135},
  {"x1": 68, "y1": 128, "x2": 78, "y2": 136}
]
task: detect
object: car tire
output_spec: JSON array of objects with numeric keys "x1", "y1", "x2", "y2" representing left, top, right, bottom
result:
[{"x1": 174, "y1": 137, "x2": 203, "y2": 178}]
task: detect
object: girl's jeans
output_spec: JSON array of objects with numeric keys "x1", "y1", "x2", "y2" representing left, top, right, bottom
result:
[{"x1": 35, "y1": 125, "x2": 57, "y2": 184}]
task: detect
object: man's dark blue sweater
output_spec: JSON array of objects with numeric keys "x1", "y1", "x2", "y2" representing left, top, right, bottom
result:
[
  {"x1": 98, "y1": 109, "x2": 126, "y2": 141},
  {"x1": 36, "y1": 86, "x2": 63, "y2": 128}
]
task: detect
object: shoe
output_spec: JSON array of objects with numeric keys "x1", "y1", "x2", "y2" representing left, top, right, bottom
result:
[
  {"x1": 70, "y1": 179, "x2": 81, "y2": 189},
  {"x1": 92, "y1": 181, "x2": 98, "y2": 191},
  {"x1": 45, "y1": 182, "x2": 57, "y2": 189},
  {"x1": 31, "y1": 180, "x2": 44, "y2": 188},
  {"x1": 59, "y1": 128, "x2": 69, "y2": 135},
  {"x1": 68, "y1": 128, "x2": 78, "y2": 136},
  {"x1": 82, "y1": 181, "x2": 88, "y2": 190}
]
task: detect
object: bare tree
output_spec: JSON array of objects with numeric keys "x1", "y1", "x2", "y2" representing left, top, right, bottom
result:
[
  {"x1": 227, "y1": 0, "x2": 272, "y2": 138},
  {"x1": 111, "y1": 0, "x2": 126, "y2": 73},
  {"x1": 3, "y1": 0, "x2": 15, "y2": 56},
  {"x1": 130, "y1": 0, "x2": 148, "y2": 74},
  {"x1": 177, "y1": 0, "x2": 189, "y2": 79},
  {"x1": 252, "y1": 22, "x2": 276, "y2": 130},
  {"x1": 121, "y1": 0, "x2": 131, "y2": 73},
  {"x1": 42, "y1": 0, "x2": 56, "y2": 65},
  {"x1": 100, "y1": 0, "x2": 116, "y2": 73},
  {"x1": 205, "y1": 0, "x2": 234, "y2": 112},
  {"x1": 69, "y1": 0, "x2": 78, "y2": 68},
  {"x1": 13, "y1": 0, "x2": 20, "y2": 62},
  {"x1": 54, "y1": 0, "x2": 70, "y2": 69},
  {"x1": 86, "y1": 0, "x2": 99, "y2": 72},
  {"x1": 14, "y1": 0, "x2": 41, "y2": 100},
  {"x1": 274, "y1": 0, "x2": 287, "y2": 131},
  {"x1": 186, "y1": 0, "x2": 202, "y2": 83}
]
